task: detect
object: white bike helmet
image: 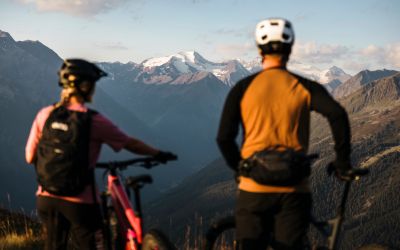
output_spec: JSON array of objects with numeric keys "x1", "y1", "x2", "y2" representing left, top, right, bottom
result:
[{"x1": 255, "y1": 18, "x2": 294, "y2": 55}]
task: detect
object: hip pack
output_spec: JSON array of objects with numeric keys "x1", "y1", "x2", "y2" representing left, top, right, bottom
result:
[
  {"x1": 35, "y1": 105, "x2": 96, "y2": 196},
  {"x1": 239, "y1": 146, "x2": 312, "y2": 186}
]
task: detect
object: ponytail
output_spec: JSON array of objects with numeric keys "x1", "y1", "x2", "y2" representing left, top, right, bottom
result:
[{"x1": 57, "y1": 88, "x2": 76, "y2": 107}]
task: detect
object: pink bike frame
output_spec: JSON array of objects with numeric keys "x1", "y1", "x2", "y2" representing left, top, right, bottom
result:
[{"x1": 108, "y1": 174, "x2": 143, "y2": 248}]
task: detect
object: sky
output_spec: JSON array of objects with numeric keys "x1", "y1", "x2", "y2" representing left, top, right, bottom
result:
[{"x1": 1, "y1": 0, "x2": 399, "y2": 74}]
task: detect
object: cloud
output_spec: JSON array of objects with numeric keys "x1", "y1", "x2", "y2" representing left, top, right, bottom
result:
[
  {"x1": 359, "y1": 43, "x2": 400, "y2": 68},
  {"x1": 16, "y1": 0, "x2": 128, "y2": 16},
  {"x1": 291, "y1": 41, "x2": 350, "y2": 64},
  {"x1": 95, "y1": 41, "x2": 129, "y2": 50},
  {"x1": 341, "y1": 61, "x2": 372, "y2": 73},
  {"x1": 214, "y1": 27, "x2": 252, "y2": 38},
  {"x1": 360, "y1": 44, "x2": 383, "y2": 56},
  {"x1": 386, "y1": 43, "x2": 400, "y2": 68},
  {"x1": 213, "y1": 42, "x2": 255, "y2": 60},
  {"x1": 290, "y1": 41, "x2": 400, "y2": 73}
]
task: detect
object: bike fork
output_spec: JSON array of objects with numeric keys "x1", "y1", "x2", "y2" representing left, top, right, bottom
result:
[{"x1": 328, "y1": 181, "x2": 351, "y2": 250}]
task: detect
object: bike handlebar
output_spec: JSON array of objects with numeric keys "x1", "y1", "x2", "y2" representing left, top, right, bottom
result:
[
  {"x1": 307, "y1": 154, "x2": 369, "y2": 181},
  {"x1": 96, "y1": 157, "x2": 176, "y2": 171},
  {"x1": 340, "y1": 168, "x2": 369, "y2": 181},
  {"x1": 327, "y1": 163, "x2": 369, "y2": 181}
]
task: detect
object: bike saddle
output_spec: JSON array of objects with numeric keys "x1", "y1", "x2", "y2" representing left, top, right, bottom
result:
[{"x1": 126, "y1": 175, "x2": 153, "y2": 189}]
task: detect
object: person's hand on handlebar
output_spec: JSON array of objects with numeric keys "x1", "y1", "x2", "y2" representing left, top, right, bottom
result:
[
  {"x1": 154, "y1": 151, "x2": 177, "y2": 163},
  {"x1": 328, "y1": 160, "x2": 369, "y2": 181},
  {"x1": 328, "y1": 160, "x2": 352, "y2": 181}
]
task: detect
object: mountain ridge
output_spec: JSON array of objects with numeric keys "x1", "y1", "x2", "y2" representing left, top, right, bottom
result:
[
  {"x1": 340, "y1": 73, "x2": 400, "y2": 114},
  {"x1": 333, "y1": 69, "x2": 399, "y2": 98}
]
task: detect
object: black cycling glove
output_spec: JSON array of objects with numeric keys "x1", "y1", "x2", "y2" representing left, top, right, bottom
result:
[
  {"x1": 154, "y1": 151, "x2": 177, "y2": 163},
  {"x1": 328, "y1": 160, "x2": 352, "y2": 181}
]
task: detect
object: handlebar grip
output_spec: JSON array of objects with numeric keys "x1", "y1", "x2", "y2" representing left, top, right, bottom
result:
[
  {"x1": 346, "y1": 168, "x2": 369, "y2": 180},
  {"x1": 96, "y1": 162, "x2": 110, "y2": 168}
]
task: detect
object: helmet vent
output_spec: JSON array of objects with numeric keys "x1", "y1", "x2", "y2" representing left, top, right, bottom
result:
[
  {"x1": 282, "y1": 33, "x2": 290, "y2": 40},
  {"x1": 262, "y1": 35, "x2": 267, "y2": 40},
  {"x1": 270, "y1": 22, "x2": 279, "y2": 26}
]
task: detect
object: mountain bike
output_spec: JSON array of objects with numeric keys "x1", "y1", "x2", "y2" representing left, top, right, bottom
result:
[
  {"x1": 96, "y1": 156, "x2": 177, "y2": 250},
  {"x1": 308, "y1": 167, "x2": 369, "y2": 250},
  {"x1": 203, "y1": 161, "x2": 369, "y2": 250}
]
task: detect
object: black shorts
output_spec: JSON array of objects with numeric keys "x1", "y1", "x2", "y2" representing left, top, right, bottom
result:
[
  {"x1": 37, "y1": 196, "x2": 104, "y2": 250},
  {"x1": 235, "y1": 190, "x2": 312, "y2": 250}
]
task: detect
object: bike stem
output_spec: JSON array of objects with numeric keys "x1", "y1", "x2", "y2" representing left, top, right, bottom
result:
[{"x1": 327, "y1": 181, "x2": 351, "y2": 250}]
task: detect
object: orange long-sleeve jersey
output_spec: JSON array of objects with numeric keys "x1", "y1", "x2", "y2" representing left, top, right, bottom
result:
[{"x1": 217, "y1": 67, "x2": 351, "y2": 193}]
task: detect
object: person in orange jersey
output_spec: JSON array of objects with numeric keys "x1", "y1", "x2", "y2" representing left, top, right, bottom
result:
[{"x1": 217, "y1": 18, "x2": 351, "y2": 250}]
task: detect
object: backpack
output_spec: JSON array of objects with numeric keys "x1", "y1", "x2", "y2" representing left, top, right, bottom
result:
[{"x1": 35, "y1": 105, "x2": 96, "y2": 196}]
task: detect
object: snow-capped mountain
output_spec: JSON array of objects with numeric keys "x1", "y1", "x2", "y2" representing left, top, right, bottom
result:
[
  {"x1": 142, "y1": 51, "x2": 215, "y2": 71},
  {"x1": 102, "y1": 51, "x2": 350, "y2": 90},
  {"x1": 289, "y1": 62, "x2": 351, "y2": 84},
  {"x1": 139, "y1": 51, "x2": 250, "y2": 86},
  {"x1": 238, "y1": 58, "x2": 351, "y2": 92},
  {"x1": 239, "y1": 58, "x2": 262, "y2": 73},
  {"x1": 320, "y1": 66, "x2": 351, "y2": 84},
  {"x1": 286, "y1": 62, "x2": 351, "y2": 92}
]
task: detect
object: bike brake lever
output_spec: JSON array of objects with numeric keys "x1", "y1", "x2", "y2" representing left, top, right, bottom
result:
[
  {"x1": 337, "y1": 168, "x2": 369, "y2": 182},
  {"x1": 347, "y1": 168, "x2": 369, "y2": 181},
  {"x1": 327, "y1": 163, "x2": 369, "y2": 181}
]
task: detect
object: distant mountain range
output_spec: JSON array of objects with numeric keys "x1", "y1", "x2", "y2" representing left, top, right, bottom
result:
[
  {"x1": 105, "y1": 50, "x2": 353, "y2": 91},
  {"x1": 138, "y1": 51, "x2": 249, "y2": 87},
  {"x1": 0, "y1": 29, "x2": 399, "y2": 249}
]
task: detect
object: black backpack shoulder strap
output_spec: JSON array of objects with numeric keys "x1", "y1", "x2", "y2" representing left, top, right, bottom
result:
[
  {"x1": 87, "y1": 108, "x2": 98, "y2": 116},
  {"x1": 87, "y1": 108, "x2": 99, "y2": 204}
]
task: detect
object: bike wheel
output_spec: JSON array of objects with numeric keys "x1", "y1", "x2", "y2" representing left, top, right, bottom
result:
[
  {"x1": 106, "y1": 207, "x2": 125, "y2": 250},
  {"x1": 203, "y1": 216, "x2": 236, "y2": 250},
  {"x1": 142, "y1": 229, "x2": 176, "y2": 250}
]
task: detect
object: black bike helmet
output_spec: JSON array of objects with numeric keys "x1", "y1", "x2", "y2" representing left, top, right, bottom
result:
[
  {"x1": 255, "y1": 18, "x2": 295, "y2": 55},
  {"x1": 58, "y1": 59, "x2": 107, "y2": 89}
]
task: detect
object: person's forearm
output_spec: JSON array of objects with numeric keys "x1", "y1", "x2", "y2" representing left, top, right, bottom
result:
[
  {"x1": 26, "y1": 152, "x2": 36, "y2": 164},
  {"x1": 124, "y1": 137, "x2": 159, "y2": 156},
  {"x1": 217, "y1": 138, "x2": 241, "y2": 170},
  {"x1": 328, "y1": 110, "x2": 351, "y2": 162}
]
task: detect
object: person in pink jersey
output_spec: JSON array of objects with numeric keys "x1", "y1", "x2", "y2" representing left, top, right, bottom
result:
[{"x1": 25, "y1": 59, "x2": 176, "y2": 250}]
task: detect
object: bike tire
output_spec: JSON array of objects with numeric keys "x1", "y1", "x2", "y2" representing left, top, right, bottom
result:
[
  {"x1": 203, "y1": 216, "x2": 236, "y2": 250},
  {"x1": 142, "y1": 229, "x2": 176, "y2": 250}
]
